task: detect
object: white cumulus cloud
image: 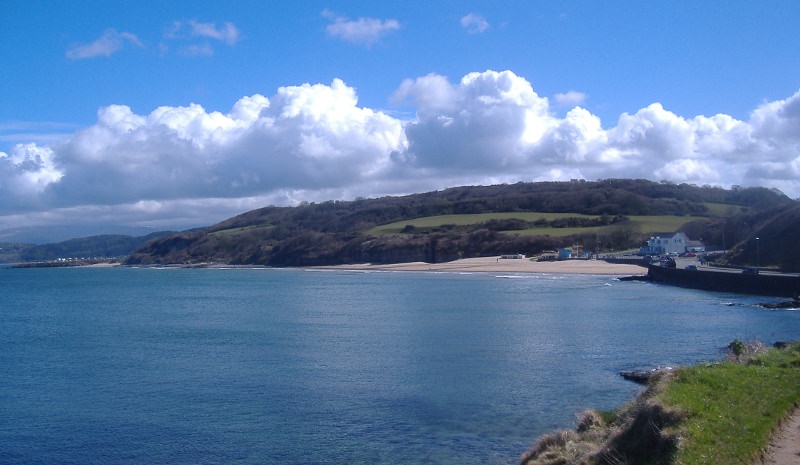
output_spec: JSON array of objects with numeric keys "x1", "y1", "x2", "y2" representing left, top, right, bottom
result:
[
  {"x1": 0, "y1": 143, "x2": 63, "y2": 212},
  {"x1": 0, "y1": 79, "x2": 404, "y2": 220},
  {"x1": 1, "y1": 70, "x2": 799, "y2": 233},
  {"x1": 395, "y1": 70, "x2": 554, "y2": 171},
  {"x1": 554, "y1": 91, "x2": 588, "y2": 107},
  {"x1": 391, "y1": 71, "x2": 800, "y2": 197}
]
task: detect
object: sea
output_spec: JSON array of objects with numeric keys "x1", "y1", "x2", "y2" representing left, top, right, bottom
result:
[{"x1": 1, "y1": 266, "x2": 799, "y2": 464}]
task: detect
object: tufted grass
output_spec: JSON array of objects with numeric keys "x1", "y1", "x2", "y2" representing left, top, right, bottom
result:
[{"x1": 521, "y1": 342, "x2": 800, "y2": 465}]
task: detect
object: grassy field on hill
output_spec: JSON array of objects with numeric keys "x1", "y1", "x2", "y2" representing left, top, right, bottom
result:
[
  {"x1": 366, "y1": 212, "x2": 596, "y2": 235},
  {"x1": 367, "y1": 213, "x2": 709, "y2": 238},
  {"x1": 702, "y1": 201, "x2": 751, "y2": 217}
]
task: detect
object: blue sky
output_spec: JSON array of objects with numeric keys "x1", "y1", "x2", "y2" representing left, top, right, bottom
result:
[{"x1": 1, "y1": 1, "x2": 799, "y2": 238}]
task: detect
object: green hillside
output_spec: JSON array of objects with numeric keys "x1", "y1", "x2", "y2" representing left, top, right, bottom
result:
[
  {"x1": 125, "y1": 179, "x2": 797, "y2": 267},
  {"x1": 0, "y1": 242, "x2": 33, "y2": 263},
  {"x1": 711, "y1": 202, "x2": 800, "y2": 272}
]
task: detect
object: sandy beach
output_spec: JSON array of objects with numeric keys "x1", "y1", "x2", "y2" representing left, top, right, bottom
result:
[{"x1": 313, "y1": 256, "x2": 647, "y2": 275}]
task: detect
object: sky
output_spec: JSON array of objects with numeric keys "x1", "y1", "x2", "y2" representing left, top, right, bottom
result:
[{"x1": 1, "y1": 1, "x2": 799, "y2": 239}]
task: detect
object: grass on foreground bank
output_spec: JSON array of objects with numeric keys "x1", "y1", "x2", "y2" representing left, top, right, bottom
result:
[{"x1": 521, "y1": 341, "x2": 800, "y2": 465}]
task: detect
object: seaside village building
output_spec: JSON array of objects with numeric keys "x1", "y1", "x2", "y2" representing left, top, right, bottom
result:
[{"x1": 641, "y1": 232, "x2": 705, "y2": 256}]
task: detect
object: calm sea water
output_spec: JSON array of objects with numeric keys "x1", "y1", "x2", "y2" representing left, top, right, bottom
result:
[{"x1": 1, "y1": 266, "x2": 798, "y2": 464}]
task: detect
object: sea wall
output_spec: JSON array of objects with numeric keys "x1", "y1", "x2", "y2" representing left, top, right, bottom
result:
[{"x1": 645, "y1": 265, "x2": 800, "y2": 298}]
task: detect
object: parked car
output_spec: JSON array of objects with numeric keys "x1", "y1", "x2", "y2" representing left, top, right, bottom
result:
[{"x1": 685, "y1": 264, "x2": 698, "y2": 270}]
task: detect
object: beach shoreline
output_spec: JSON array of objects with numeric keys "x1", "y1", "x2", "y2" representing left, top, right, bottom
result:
[
  {"x1": 7, "y1": 257, "x2": 646, "y2": 275},
  {"x1": 310, "y1": 256, "x2": 647, "y2": 275}
]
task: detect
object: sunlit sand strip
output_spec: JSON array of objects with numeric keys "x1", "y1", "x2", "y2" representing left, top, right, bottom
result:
[{"x1": 312, "y1": 256, "x2": 646, "y2": 275}]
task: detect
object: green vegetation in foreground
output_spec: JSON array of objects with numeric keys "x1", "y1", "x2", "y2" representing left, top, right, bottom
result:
[
  {"x1": 661, "y1": 342, "x2": 800, "y2": 465},
  {"x1": 521, "y1": 341, "x2": 800, "y2": 465}
]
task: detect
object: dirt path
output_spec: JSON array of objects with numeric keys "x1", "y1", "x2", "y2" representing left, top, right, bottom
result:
[{"x1": 760, "y1": 406, "x2": 800, "y2": 465}]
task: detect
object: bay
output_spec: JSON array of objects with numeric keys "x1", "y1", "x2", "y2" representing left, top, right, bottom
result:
[{"x1": 1, "y1": 266, "x2": 798, "y2": 464}]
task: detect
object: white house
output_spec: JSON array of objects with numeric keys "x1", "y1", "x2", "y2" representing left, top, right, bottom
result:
[{"x1": 641, "y1": 232, "x2": 698, "y2": 255}]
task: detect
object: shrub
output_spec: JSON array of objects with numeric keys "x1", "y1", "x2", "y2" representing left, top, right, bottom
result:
[{"x1": 726, "y1": 339, "x2": 767, "y2": 363}]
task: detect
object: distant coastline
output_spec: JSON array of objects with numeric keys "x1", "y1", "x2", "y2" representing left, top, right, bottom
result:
[{"x1": 10, "y1": 259, "x2": 121, "y2": 269}]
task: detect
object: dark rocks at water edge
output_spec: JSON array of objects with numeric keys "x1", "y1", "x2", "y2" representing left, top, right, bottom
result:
[
  {"x1": 620, "y1": 341, "x2": 798, "y2": 385},
  {"x1": 619, "y1": 367, "x2": 674, "y2": 384},
  {"x1": 759, "y1": 299, "x2": 800, "y2": 309}
]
